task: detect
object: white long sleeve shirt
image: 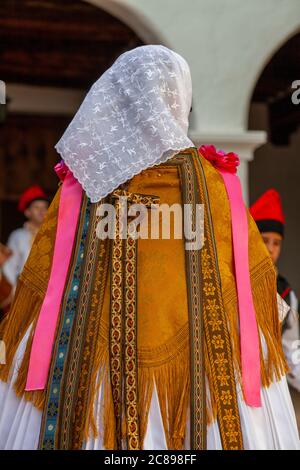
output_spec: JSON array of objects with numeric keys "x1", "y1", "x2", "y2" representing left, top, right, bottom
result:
[
  {"x1": 2, "y1": 226, "x2": 33, "y2": 287},
  {"x1": 281, "y1": 291, "x2": 300, "y2": 391}
]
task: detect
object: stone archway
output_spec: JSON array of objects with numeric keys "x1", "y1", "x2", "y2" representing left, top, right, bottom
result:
[
  {"x1": 248, "y1": 29, "x2": 300, "y2": 431},
  {"x1": 86, "y1": 1, "x2": 300, "y2": 202},
  {"x1": 84, "y1": 0, "x2": 164, "y2": 45},
  {"x1": 249, "y1": 31, "x2": 300, "y2": 296}
]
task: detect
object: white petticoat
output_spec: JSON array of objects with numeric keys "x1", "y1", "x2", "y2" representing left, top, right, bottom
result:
[{"x1": 0, "y1": 328, "x2": 299, "y2": 450}]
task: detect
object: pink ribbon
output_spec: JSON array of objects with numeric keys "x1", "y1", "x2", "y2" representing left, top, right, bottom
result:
[
  {"x1": 25, "y1": 161, "x2": 83, "y2": 391},
  {"x1": 220, "y1": 171, "x2": 261, "y2": 407},
  {"x1": 199, "y1": 145, "x2": 261, "y2": 407}
]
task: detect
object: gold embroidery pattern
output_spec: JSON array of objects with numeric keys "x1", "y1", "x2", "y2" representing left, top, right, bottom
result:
[
  {"x1": 57, "y1": 200, "x2": 108, "y2": 449},
  {"x1": 110, "y1": 195, "x2": 124, "y2": 449},
  {"x1": 171, "y1": 154, "x2": 206, "y2": 450},
  {"x1": 112, "y1": 189, "x2": 160, "y2": 207},
  {"x1": 110, "y1": 189, "x2": 159, "y2": 450},
  {"x1": 192, "y1": 150, "x2": 244, "y2": 450},
  {"x1": 124, "y1": 234, "x2": 139, "y2": 450},
  {"x1": 70, "y1": 240, "x2": 109, "y2": 449}
]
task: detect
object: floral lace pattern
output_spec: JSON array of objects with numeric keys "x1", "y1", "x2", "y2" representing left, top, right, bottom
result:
[{"x1": 55, "y1": 45, "x2": 193, "y2": 202}]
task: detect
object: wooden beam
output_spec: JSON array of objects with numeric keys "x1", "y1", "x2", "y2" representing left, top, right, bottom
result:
[{"x1": 0, "y1": 17, "x2": 136, "y2": 42}]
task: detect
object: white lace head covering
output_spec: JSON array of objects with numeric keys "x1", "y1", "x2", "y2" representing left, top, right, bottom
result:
[{"x1": 55, "y1": 45, "x2": 193, "y2": 202}]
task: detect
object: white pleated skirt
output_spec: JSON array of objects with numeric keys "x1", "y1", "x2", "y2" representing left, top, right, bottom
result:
[{"x1": 0, "y1": 328, "x2": 299, "y2": 450}]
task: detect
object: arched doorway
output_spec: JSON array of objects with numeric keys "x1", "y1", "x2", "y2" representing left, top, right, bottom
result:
[
  {"x1": 0, "y1": 0, "x2": 144, "y2": 242},
  {"x1": 249, "y1": 32, "x2": 300, "y2": 298},
  {"x1": 85, "y1": 0, "x2": 164, "y2": 45},
  {"x1": 249, "y1": 31, "x2": 300, "y2": 428}
]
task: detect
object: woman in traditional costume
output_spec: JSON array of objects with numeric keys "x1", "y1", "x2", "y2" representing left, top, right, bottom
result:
[{"x1": 0, "y1": 45, "x2": 299, "y2": 450}]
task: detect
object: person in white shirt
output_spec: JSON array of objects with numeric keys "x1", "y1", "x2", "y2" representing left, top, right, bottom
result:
[
  {"x1": 250, "y1": 188, "x2": 300, "y2": 391},
  {"x1": 3, "y1": 185, "x2": 49, "y2": 288}
]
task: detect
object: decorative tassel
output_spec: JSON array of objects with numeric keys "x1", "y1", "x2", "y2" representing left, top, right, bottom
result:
[
  {"x1": 13, "y1": 318, "x2": 45, "y2": 410},
  {"x1": 0, "y1": 277, "x2": 43, "y2": 384},
  {"x1": 79, "y1": 324, "x2": 190, "y2": 450},
  {"x1": 0, "y1": 188, "x2": 60, "y2": 405},
  {"x1": 151, "y1": 343, "x2": 190, "y2": 450}
]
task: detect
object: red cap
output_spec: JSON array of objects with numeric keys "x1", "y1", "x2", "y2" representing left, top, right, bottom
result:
[
  {"x1": 250, "y1": 189, "x2": 285, "y2": 224},
  {"x1": 250, "y1": 189, "x2": 285, "y2": 236},
  {"x1": 18, "y1": 185, "x2": 48, "y2": 213}
]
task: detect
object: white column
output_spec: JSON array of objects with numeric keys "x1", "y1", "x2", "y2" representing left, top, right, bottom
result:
[
  {"x1": 6, "y1": 84, "x2": 85, "y2": 116},
  {"x1": 189, "y1": 131, "x2": 267, "y2": 205}
]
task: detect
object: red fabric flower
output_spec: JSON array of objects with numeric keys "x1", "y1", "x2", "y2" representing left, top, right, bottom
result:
[
  {"x1": 54, "y1": 160, "x2": 69, "y2": 182},
  {"x1": 198, "y1": 145, "x2": 240, "y2": 174}
]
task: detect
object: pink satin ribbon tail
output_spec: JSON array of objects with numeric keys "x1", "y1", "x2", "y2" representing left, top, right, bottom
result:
[
  {"x1": 220, "y1": 170, "x2": 261, "y2": 407},
  {"x1": 25, "y1": 163, "x2": 83, "y2": 391}
]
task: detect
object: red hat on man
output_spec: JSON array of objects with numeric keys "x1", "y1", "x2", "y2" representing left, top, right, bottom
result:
[
  {"x1": 18, "y1": 185, "x2": 48, "y2": 213},
  {"x1": 250, "y1": 189, "x2": 285, "y2": 237}
]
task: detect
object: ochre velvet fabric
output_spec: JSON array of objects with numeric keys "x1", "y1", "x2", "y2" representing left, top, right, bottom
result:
[{"x1": 99, "y1": 165, "x2": 189, "y2": 363}]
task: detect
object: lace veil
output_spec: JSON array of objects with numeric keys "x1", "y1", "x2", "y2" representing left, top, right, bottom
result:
[{"x1": 55, "y1": 45, "x2": 193, "y2": 202}]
